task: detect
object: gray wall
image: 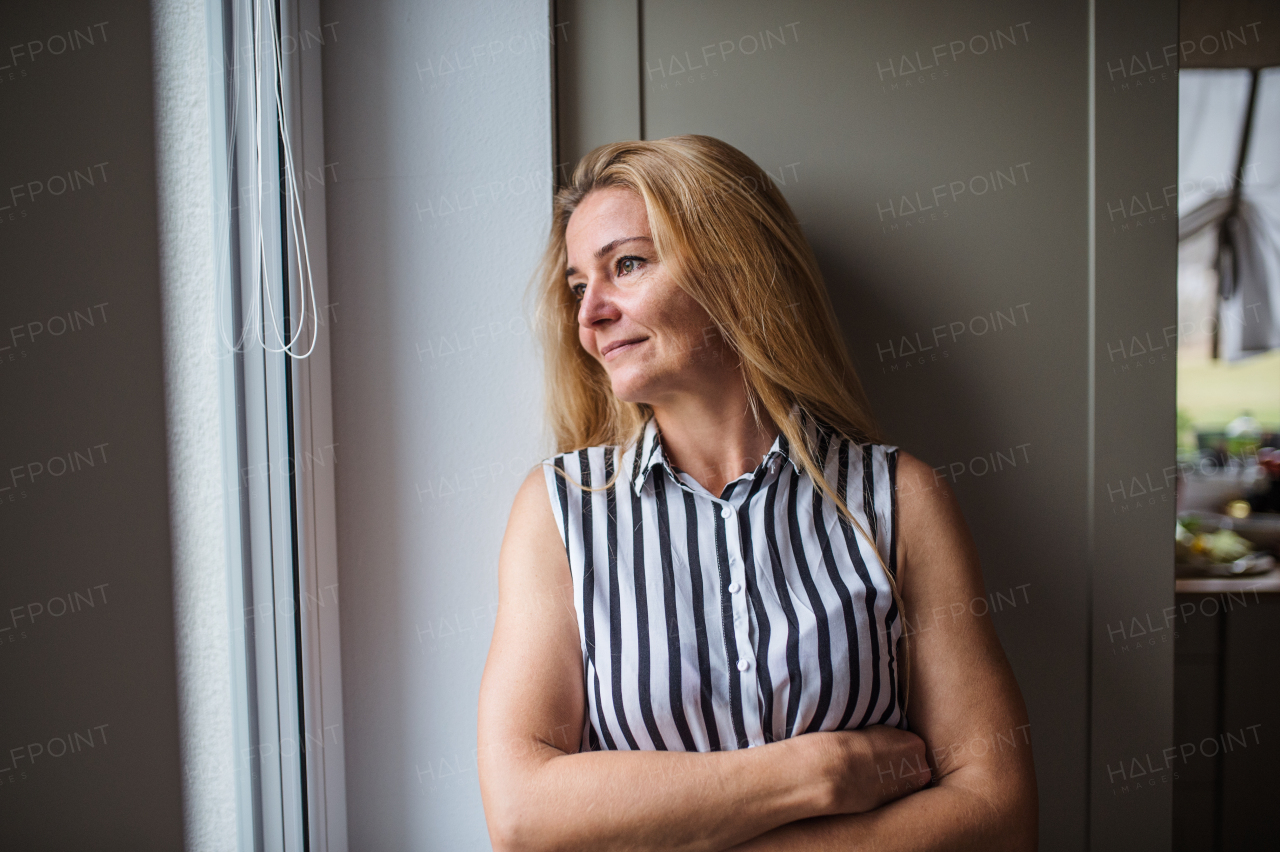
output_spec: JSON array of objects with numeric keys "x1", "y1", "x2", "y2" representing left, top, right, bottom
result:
[
  {"x1": 1092, "y1": 1, "x2": 1178, "y2": 846},
  {"x1": 319, "y1": 1, "x2": 553, "y2": 847},
  {"x1": 0, "y1": 1, "x2": 185, "y2": 848}
]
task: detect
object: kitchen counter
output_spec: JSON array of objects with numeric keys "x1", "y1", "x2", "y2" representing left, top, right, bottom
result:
[{"x1": 1175, "y1": 567, "x2": 1280, "y2": 594}]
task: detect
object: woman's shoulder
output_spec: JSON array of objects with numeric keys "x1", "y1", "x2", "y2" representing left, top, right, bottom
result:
[
  {"x1": 834, "y1": 439, "x2": 930, "y2": 491},
  {"x1": 535, "y1": 440, "x2": 636, "y2": 506},
  {"x1": 815, "y1": 426, "x2": 901, "y2": 469},
  {"x1": 539, "y1": 442, "x2": 609, "y2": 464},
  {"x1": 508, "y1": 462, "x2": 567, "y2": 548},
  {"x1": 844, "y1": 437, "x2": 900, "y2": 455},
  {"x1": 807, "y1": 416, "x2": 894, "y2": 455},
  {"x1": 537, "y1": 441, "x2": 626, "y2": 474},
  {"x1": 876, "y1": 447, "x2": 954, "y2": 520},
  {"x1": 539, "y1": 429, "x2": 650, "y2": 471},
  {"x1": 816, "y1": 429, "x2": 927, "y2": 510}
]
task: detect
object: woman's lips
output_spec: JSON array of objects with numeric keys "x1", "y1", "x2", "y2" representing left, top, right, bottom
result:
[{"x1": 601, "y1": 337, "x2": 648, "y2": 361}]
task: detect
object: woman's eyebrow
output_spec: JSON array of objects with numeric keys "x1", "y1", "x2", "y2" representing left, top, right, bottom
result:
[
  {"x1": 565, "y1": 236, "x2": 653, "y2": 279},
  {"x1": 594, "y1": 235, "x2": 651, "y2": 259}
]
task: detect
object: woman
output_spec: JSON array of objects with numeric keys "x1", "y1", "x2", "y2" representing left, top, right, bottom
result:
[{"x1": 477, "y1": 135, "x2": 1036, "y2": 851}]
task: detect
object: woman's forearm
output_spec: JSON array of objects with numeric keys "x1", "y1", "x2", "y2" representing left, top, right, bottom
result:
[
  {"x1": 724, "y1": 765, "x2": 1037, "y2": 852},
  {"x1": 485, "y1": 734, "x2": 833, "y2": 852}
]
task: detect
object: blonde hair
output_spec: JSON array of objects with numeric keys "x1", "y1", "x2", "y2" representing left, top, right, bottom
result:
[{"x1": 531, "y1": 134, "x2": 910, "y2": 712}]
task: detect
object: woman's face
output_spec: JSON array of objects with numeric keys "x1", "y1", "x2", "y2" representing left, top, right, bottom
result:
[{"x1": 565, "y1": 186, "x2": 732, "y2": 406}]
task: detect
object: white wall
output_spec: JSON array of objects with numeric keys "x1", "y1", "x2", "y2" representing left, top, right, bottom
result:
[
  {"x1": 319, "y1": 1, "x2": 553, "y2": 846},
  {"x1": 151, "y1": 1, "x2": 238, "y2": 850}
]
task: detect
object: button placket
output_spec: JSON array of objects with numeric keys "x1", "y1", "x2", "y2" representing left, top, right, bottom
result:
[
  {"x1": 722, "y1": 503, "x2": 761, "y2": 746},
  {"x1": 723, "y1": 506, "x2": 748, "y2": 621}
]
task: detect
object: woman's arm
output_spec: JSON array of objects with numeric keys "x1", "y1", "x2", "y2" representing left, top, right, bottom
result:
[
  {"x1": 725, "y1": 450, "x2": 1039, "y2": 851},
  {"x1": 476, "y1": 467, "x2": 930, "y2": 852}
]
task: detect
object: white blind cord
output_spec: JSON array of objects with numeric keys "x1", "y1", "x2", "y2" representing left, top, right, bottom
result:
[{"x1": 215, "y1": 0, "x2": 319, "y2": 359}]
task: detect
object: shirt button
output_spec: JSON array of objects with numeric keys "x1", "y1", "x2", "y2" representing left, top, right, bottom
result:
[
  {"x1": 721, "y1": 506, "x2": 733, "y2": 518},
  {"x1": 737, "y1": 659, "x2": 751, "y2": 672},
  {"x1": 728, "y1": 582, "x2": 741, "y2": 593}
]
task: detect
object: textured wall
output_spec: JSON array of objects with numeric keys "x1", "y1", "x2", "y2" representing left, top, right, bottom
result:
[
  {"x1": 151, "y1": 0, "x2": 238, "y2": 850},
  {"x1": 318, "y1": 1, "x2": 553, "y2": 847}
]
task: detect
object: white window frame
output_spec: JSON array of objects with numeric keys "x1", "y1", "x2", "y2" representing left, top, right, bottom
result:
[{"x1": 207, "y1": 0, "x2": 347, "y2": 848}]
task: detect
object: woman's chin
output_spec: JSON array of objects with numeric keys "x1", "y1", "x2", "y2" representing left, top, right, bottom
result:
[
  {"x1": 607, "y1": 372, "x2": 656, "y2": 405},
  {"x1": 609, "y1": 385, "x2": 648, "y2": 405}
]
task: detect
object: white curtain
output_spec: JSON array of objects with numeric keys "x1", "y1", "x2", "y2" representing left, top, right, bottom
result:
[{"x1": 1179, "y1": 68, "x2": 1280, "y2": 361}]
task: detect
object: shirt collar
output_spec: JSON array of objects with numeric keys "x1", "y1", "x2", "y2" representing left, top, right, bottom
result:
[{"x1": 628, "y1": 403, "x2": 807, "y2": 497}]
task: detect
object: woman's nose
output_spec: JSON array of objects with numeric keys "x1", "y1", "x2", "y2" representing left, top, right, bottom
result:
[{"x1": 577, "y1": 277, "x2": 620, "y2": 328}]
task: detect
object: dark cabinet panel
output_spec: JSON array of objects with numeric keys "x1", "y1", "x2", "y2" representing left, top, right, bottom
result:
[{"x1": 1174, "y1": 593, "x2": 1280, "y2": 850}]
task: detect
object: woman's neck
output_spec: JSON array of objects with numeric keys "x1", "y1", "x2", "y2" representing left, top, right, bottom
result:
[{"x1": 649, "y1": 388, "x2": 780, "y2": 499}]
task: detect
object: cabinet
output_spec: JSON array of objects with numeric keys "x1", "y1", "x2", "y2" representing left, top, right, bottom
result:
[{"x1": 1173, "y1": 579, "x2": 1280, "y2": 849}]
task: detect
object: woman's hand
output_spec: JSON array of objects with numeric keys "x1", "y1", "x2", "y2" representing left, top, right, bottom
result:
[{"x1": 808, "y1": 726, "x2": 932, "y2": 815}]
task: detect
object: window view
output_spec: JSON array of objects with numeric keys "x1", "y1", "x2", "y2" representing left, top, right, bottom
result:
[
  {"x1": 1175, "y1": 66, "x2": 1280, "y2": 553},
  {"x1": 1173, "y1": 66, "x2": 1280, "y2": 848}
]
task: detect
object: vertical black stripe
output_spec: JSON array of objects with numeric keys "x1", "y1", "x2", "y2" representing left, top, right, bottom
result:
[
  {"x1": 792, "y1": 433, "x2": 834, "y2": 734},
  {"x1": 682, "y1": 489, "x2": 722, "y2": 750},
  {"x1": 644, "y1": 425, "x2": 662, "y2": 470},
  {"x1": 839, "y1": 445, "x2": 884, "y2": 729},
  {"x1": 630, "y1": 429, "x2": 646, "y2": 493},
  {"x1": 878, "y1": 629, "x2": 902, "y2": 725},
  {"x1": 736, "y1": 473, "x2": 775, "y2": 743},
  {"x1": 605, "y1": 450, "x2": 639, "y2": 749},
  {"x1": 831, "y1": 441, "x2": 864, "y2": 730},
  {"x1": 576, "y1": 451, "x2": 616, "y2": 750},
  {"x1": 713, "y1": 509, "x2": 748, "y2": 748},
  {"x1": 654, "y1": 474, "x2": 697, "y2": 750},
  {"x1": 861, "y1": 444, "x2": 879, "y2": 545},
  {"x1": 631, "y1": 481, "x2": 667, "y2": 749},
  {"x1": 763, "y1": 467, "x2": 803, "y2": 743}
]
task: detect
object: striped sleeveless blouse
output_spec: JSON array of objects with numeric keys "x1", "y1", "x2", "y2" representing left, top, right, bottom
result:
[{"x1": 541, "y1": 410, "x2": 905, "y2": 752}]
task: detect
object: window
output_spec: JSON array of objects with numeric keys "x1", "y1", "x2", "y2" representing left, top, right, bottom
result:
[{"x1": 202, "y1": 0, "x2": 346, "y2": 847}]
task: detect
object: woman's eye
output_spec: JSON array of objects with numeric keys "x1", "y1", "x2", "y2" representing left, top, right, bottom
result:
[
  {"x1": 569, "y1": 282, "x2": 585, "y2": 301},
  {"x1": 616, "y1": 256, "x2": 642, "y2": 276}
]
